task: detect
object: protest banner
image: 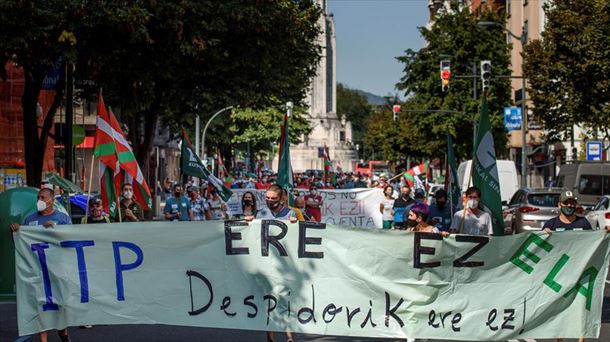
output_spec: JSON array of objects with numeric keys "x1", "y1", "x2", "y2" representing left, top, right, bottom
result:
[
  {"x1": 14, "y1": 221, "x2": 610, "y2": 339},
  {"x1": 226, "y1": 188, "x2": 384, "y2": 227}
]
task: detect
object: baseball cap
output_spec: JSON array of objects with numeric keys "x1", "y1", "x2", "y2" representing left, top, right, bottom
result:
[{"x1": 560, "y1": 190, "x2": 577, "y2": 203}]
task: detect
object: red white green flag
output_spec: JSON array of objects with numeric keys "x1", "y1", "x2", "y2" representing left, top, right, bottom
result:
[
  {"x1": 106, "y1": 109, "x2": 153, "y2": 210},
  {"x1": 93, "y1": 92, "x2": 120, "y2": 218}
]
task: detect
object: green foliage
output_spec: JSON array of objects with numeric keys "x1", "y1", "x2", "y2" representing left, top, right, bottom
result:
[
  {"x1": 336, "y1": 83, "x2": 373, "y2": 145},
  {"x1": 523, "y1": 0, "x2": 610, "y2": 143},
  {"x1": 393, "y1": 5, "x2": 512, "y2": 161},
  {"x1": 229, "y1": 104, "x2": 312, "y2": 154},
  {"x1": 0, "y1": 0, "x2": 322, "y2": 184}
]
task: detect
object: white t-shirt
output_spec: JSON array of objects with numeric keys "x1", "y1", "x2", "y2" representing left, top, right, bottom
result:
[
  {"x1": 381, "y1": 198, "x2": 395, "y2": 220},
  {"x1": 208, "y1": 198, "x2": 225, "y2": 220},
  {"x1": 450, "y1": 209, "x2": 493, "y2": 236}
]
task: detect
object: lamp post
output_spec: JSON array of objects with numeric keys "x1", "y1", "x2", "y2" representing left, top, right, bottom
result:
[
  {"x1": 477, "y1": 21, "x2": 528, "y2": 187},
  {"x1": 201, "y1": 106, "x2": 233, "y2": 160}
]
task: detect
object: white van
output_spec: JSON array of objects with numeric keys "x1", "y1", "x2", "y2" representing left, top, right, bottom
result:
[{"x1": 457, "y1": 160, "x2": 520, "y2": 204}]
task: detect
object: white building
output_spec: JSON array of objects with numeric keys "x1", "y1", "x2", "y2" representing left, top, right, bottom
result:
[{"x1": 282, "y1": 0, "x2": 358, "y2": 173}]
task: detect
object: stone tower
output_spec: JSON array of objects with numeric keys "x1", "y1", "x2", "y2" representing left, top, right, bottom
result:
[{"x1": 288, "y1": 0, "x2": 358, "y2": 173}]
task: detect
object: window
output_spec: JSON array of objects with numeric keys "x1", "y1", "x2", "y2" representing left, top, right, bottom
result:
[
  {"x1": 527, "y1": 193, "x2": 560, "y2": 207},
  {"x1": 509, "y1": 191, "x2": 523, "y2": 206},
  {"x1": 593, "y1": 197, "x2": 609, "y2": 211},
  {"x1": 556, "y1": 175, "x2": 565, "y2": 187},
  {"x1": 578, "y1": 175, "x2": 604, "y2": 195},
  {"x1": 339, "y1": 131, "x2": 346, "y2": 142}
]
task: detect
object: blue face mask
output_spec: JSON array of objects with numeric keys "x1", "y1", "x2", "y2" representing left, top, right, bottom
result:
[{"x1": 561, "y1": 206, "x2": 575, "y2": 216}]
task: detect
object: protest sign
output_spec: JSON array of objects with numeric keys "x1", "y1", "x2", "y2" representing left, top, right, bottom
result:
[
  {"x1": 226, "y1": 188, "x2": 384, "y2": 227},
  {"x1": 14, "y1": 221, "x2": 610, "y2": 339}
]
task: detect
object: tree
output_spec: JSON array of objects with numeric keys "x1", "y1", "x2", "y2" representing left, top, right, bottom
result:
[
  {"x1": 336, "y1": 83, "x2": 373, "y2": 146},
  {"x1": 523, "y1": 0, "x2": 610, "y2": 144},
  {"x1": 394, "y1": 5, "x2": 511, "y2": 161},
  {"x1": 0, "y1": 0, "x2": 321, "y2": 186}
]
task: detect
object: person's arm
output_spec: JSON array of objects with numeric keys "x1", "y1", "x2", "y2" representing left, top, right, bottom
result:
[
  {"x1": 9, "y1": 223, "x2": 20, "y2": 232},
  {"x1": 379, "y1": 203, "x2": 384, "y2": 215},
  {"x1": 163, "y1": 201, "x2": 174, "y2": 220},
  {"x1": 542, "y1": 218, "x2": 554, "y2": 234},
  {"x1": 188, "y1": 208, "x2": 194, "y2": 221}
]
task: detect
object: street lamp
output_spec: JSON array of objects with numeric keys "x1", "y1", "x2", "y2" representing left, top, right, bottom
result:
[
  {"x1": 201, "y1": 106, "x2": 233, "y2": 160},
  {"x1": 477, "y1": 20, "x2": 528, "y2": 188}
]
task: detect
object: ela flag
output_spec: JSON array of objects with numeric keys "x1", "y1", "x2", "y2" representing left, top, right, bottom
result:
[
  {"x1": 276, "y1": 112, "x2": 293, "y2": 190},
  {"x1": 93, "y1": 92, "x2": 120, "y2": 218},
  {"x1": 446, "y1": 133, "x2": 462, "y2": 209},
  {"x1": 472, "y1": 96, "x2": 504, "y2": 236},
  {"x1": 180, "y1": 129, "x2": 233, "y2": 202}
]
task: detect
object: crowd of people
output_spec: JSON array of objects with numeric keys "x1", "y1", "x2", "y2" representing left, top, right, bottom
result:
[{"x1": 8, "y1": 173, "x2": 610, "y2": 342}]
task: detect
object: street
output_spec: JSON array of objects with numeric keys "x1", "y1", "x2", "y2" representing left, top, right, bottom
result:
[{"x1": 2, "y1": 267, "x2": 609, "y2": 342}]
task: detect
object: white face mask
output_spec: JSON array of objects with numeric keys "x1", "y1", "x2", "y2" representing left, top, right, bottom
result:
[
  {"x1": 123, "y1": 191, "x2": 133, "y2": 199},
  {"x1": 37, "y1": 200, "x2": 48, "y2": 212},
  {"x1": 467, "y1": 199, "x2": 479, "y2": 209},
  {"x1": 310, "y1": 190, "x2": 317, "y2": 195}
]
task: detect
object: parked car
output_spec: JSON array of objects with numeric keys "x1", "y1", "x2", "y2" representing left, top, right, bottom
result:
[
  {"x1": 585, "y1": 195, "x2": 610, "y2": 230},
  {"x1": 458, "y1": 160, "x2": 520, "y2": 205},
  {"x1": 503, "y1": 188, "x2": 566, "y2": 234},
  {"x1": 556, "y1": 162, "x2": 610, "y2": 209}
]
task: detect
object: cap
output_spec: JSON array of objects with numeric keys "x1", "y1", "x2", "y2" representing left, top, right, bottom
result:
[
  {"x1": 560, "y1": 190, "x2": 577, "y2": 203},
  {"x1": 414, "y1": 188, "x2": 426, "y2": 197}
]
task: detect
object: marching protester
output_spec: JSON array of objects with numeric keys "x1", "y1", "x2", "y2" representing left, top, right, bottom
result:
[
  {"x1": 187, "y1": 186, "x2": 211, "y2": 221},
  {"x1": 427, "y1": 189, "x2": 454, "y2": 232},
  {"x1": 413, "y1": 188, "x2": 426, "y2": 204},
  {"x1": 283, "y1": 188, "x2": 306, "y2": 221},
  {"x1": 118, "y1": 183, "x2": 145, "y2": 222},
  {"x1": 543, "y1": 190, "x2": 591, "y2": 234},
  {"x1": 10, "y1": 188, "x2": 72, "y2": 342},
  {"x1": 392, "y1": 185, "x2": 414, "y2": 230},
  {"x1": 232, "y1": 191, "x2": 258, "y2": 220},
  {"x1": 293, "y1": 195, "x2": 312, "y2": 221},
  {"x1": 246, "y1": 184, "x2": 297, "y2": 221},
  {"x1": 164, "y1": 184, "x2": 193, "y2": 221},
  {"x1": 208, "y1": 189, "x2": 227, "y2": 220},
  {"x1": 81, "y1": 197, "x2": 110, "y2": 224},
  {"x1": 450, "y1": 186, "x2": 493, "y2": 236},
  {"x1": 304, "y1": 185, "x2": 323, "y2": 222},
  {"x1": 380, "y1": 184, "x2": 395, "y2": 229},
  {"x1": 406, "y1": 202, "x2": 450, "y2": 237}
]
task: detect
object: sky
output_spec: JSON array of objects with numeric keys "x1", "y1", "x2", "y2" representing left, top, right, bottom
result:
[{"x1": 327, "y1": 0, "x2": 429, "y2": 97}]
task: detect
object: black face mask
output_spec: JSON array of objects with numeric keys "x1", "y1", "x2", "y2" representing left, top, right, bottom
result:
[
  {"x1": 266, "y1": 200, "x2": 280, "y2": 209},
  {"x1": 437, "y1": 201, "x2": 446, "y2": 208},
  {"x1": 402, "y1": 193, "x2": 410, "y2": 199},
  {"x1": 406, "y1": 218, "x2": 418, "y2": 228},
  {"x1": 243, "y1": 200, "x2": 253, "y2": 206},
  {"x1": 174, "y1": 192, "x2": 182, "y2": 197}
]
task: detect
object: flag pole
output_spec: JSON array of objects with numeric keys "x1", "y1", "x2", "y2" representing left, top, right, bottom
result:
[{"x1": 83, "y1": 155, "x2": 96, "y2": 224}]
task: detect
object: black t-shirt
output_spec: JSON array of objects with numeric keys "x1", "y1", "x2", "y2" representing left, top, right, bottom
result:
[{"x1": 543, "y1": 216, "x2": 592, "y2": 231}]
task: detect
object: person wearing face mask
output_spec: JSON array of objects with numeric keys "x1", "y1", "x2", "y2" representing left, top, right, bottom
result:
[
  {"x1": 247, "y1": 184, "x2": 297, "y2": 222},
  {"x1": 304, "y1": 185, "x2": 323, "y2": 222},
  {"x1": 118, "y1": 183, "x2": 145, "y2": 222},
  {"x1": 543, "y1": 190, "x2": 591, "y2": 234},
  {"x1": 187, "y1": 186, "x2": 211, "y2": 221},
  {"x1": 392, "y1": 185, "x2": 415, "y2": 230},
  {"x1": 428, "y1": 189, "x2": 454, "y2": 232},
  {"x1": 380, "y1": 185, "x2": 395, "y2": 229},
  {"x1": 208, "y1": 190, "x2": 228, "y2": 220},
  {"x1": 450, "y1": 186, "x2": 493, "y2": 236},
  {"x1": 232, "y1": 191, "x2": 258, "y2": 220},
  {"x1": 10, "y1": 188, "x2": 72, "y2": 342},
  {"x1": 406, "y1": 203, "x2": 450, "y2": 237},
  {"x1": 163, "y1": 184, "x2": 193, "y2": 221},
  {"x1": 81, "y1": 198, "x2": 110, "y2": 224}
]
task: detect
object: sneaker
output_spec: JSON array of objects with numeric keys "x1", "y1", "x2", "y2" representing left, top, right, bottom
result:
[{"x1": 57, "y1": 331, "x2": 71, "y2": 342}]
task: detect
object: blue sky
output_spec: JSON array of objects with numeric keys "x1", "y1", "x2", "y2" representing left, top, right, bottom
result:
[{"x1": 327, "y1": 0, "x2": 429, "y2": 97}]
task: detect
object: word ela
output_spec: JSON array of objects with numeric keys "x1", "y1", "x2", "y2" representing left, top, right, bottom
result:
[
  {"x1": 186, "y1": 270, "x2": 408, "y2": 330},
  {"x1": 30, "y1": 241, "x2": 143, "y2": 311},
  {"x1": 511, "y1": 233, "x2": 600, "y2": 310}
]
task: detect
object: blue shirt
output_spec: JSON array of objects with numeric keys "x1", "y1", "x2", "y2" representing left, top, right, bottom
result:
[
  {"x1": 428, "y1": 203, "x2": 455, "y2": 231},
  {"x1": 24, "y1": 210, "x2": 72, "y2": 226},
  {"x1": 164, "y1": 196, "x2": 192, "y2": 221}
]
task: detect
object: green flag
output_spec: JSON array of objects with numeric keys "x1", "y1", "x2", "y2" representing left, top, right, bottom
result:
[
  {"x1": 472, "y1": 96, "x2": 504, "y2": 236},
  {"x1": 180, "y1": 129, "x2": 233, "y2": 202},
  {"x1": 446, "y1": 133, "x2": 461, "y2": 209},
  {"x1": 276, "y1": 112, "x2": 293, "y2": 190}
]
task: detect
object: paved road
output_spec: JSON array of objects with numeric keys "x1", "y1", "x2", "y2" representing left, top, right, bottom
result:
[{"x1": 2, "y1": 267, "x2": 609, "y2": 342}]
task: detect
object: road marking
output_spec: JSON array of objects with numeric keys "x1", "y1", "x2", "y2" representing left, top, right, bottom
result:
[{"x1": 14, "y1": 336, "x2": 31, "y2": 342}]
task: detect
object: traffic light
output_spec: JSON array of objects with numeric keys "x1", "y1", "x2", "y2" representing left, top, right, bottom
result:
[
  {"x1": 440, "y1": 60, "x2": 451, "y2": 91},
  {"x1": 480, "y1": 60, "x2": 491, "y2": 93},
  {"x1": 392, "y1": 104, "x2": 400, "y2": 121}
]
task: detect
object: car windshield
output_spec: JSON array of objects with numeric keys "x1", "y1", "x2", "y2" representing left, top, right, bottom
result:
[{"x1": 527, "y1": 193, "x2": 560, "y2": 207}]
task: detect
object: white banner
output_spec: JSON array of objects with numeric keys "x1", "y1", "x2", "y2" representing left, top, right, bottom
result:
[{"x1": 226, "y1": 188, "x2": 384, "y2": 228}]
